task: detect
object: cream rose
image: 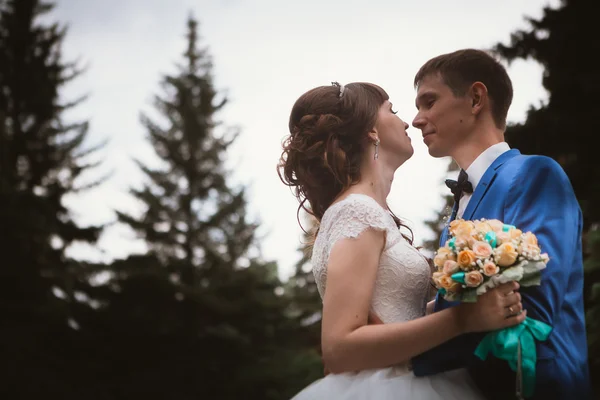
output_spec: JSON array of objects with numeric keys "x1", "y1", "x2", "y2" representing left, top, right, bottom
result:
[
  {"x1": 495, "y1": 231, "x2": 511, "y2": 245},
  {"x1": 432, "y1": 271, "x2": 445, "y2": 286},
  {"x1": 434, "y1": 247, "x2": 455, "y2": 267},
  {"x1": 482, "y1": 261, "x2": 500, "y2": 277},
  {"x1": 442, "y1": 260, "x2": 460, "y2": 275},
  {"x1": 472, "y1": 241, "x2": 493, "y2": 259},
  {"x1": 465, "y1": 271, "x2": 484, "y2": 287},
  {"x1": 457, "y1": 249, "x2": 477, "y2": 270},
  {"x1": 474, "y1": 221, "x2": 493, "y2": 234},
  {"x1": 451, "y1": 220, "x2": 476, "y2": 238},
  {"x1": 487, "y1": 219, "x2": 504, "y2": 233},
  {"x1": 449, "y1": 220, "x2": 461, "y2": 232},
  {"x1": 495, "y1": 242, "x2": 519, "y2": 267},
  {"x1": 467, "y1": 236, "x2": 477, "y2": 248},
  {"x1": 522, "y1": 232, "x2": 538, "y2": 246},
  {"x1": 454, "y1": 237, "x2": 468, "y2": 250},
  {"x1": 520, "y1": 243, "x2": 541, "y2": 258},
  {"x1": 508, "y1": 228, "x2": 523, "y2": 240}
]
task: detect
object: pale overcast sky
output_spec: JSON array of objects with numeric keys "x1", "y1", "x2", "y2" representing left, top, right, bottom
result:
[{"x1": 51, "y1": 0, "x2": 558, "y2": 280}]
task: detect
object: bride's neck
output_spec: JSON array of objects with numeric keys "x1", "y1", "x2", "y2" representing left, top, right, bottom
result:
[{"x1": 348, "y1": 160, "x2": 394, "y2": 209}]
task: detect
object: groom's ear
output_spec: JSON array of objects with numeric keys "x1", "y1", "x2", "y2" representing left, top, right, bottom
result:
[{"x1": 469, "y1": 82, "x2": 488, "y2": 116}]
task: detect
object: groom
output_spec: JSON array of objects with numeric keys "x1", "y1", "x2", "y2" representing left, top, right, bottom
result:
[{"x1": 409, "y1": 49, "x2": 591, "y2": 399}]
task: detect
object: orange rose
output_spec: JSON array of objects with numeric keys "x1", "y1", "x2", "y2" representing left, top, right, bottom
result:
[
  {"x1": 465, "y1": 271, "x2": 484, "y2": 287},
  {"x1": 457, "y1": 249, "x2": 477, "y2": 270},
  {"x1": 439, "y1": 275, "x2": 461, "y2": 292}
]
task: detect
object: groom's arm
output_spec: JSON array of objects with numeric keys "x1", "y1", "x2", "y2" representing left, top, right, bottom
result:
[
  {"x1": 411, "y1": 156, "x2": 580, "y2": 376},
  {"x1": 502, "y1": 156, "x2": 581, "y2": 328}
]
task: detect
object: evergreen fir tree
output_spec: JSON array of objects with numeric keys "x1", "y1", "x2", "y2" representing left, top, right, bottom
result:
[
  {"x1": 422, "y1": 159, "x2": 458, "y2": 252},
  {"x1": 0, "y1": 0, "x2": 104, "y2": 396},
  {"x1": 109, "y1": 16, "x2": 316, "y2": 399},
  {"x1": 117, "y1": 16, "x2": 255, "y2": 282},
  {"x1": 0, "y1": 0, "x2": 103, "y2": 315},
  {"x1": 283, "y1": 215, "x2": 324, "y2": 380}
]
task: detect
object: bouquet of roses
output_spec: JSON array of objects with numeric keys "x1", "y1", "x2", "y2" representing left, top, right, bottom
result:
[
  {"x1": 432, "y1": 218, "x2": 552, "y2": 399},
  {"x1": 432, "y1": 218, "x2": 549, "y2": 303}
]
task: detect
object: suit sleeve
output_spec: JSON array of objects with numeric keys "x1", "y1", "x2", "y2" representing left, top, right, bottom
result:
[
  {"x1": 503, "y1": 156, "x2": 581, "y2": 327},
  {"x1": 412, "y1": 156, "x2": 581, "y2": 376}
]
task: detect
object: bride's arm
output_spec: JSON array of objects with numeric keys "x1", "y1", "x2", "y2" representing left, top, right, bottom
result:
[{"x1": 321, "y1": 228, "x2": 525, "y2": 374}]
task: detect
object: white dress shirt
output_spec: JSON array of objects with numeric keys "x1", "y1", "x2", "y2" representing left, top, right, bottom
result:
[{"x1": 456, "y1": 142, "x2": 511, "y2": 219}]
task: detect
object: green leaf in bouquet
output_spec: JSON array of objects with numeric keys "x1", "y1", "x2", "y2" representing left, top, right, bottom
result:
[
  {"x1": 518, "y1": 260, "x2": 547, "y2": 287},
  {"x1": 460, "y1": 289, "x2": 478, "y2": 303},
  {"x1": 500, "y1": 265, "x2": 525, "y2": 282},
  {"x1": 520, "y1": 260, "x2": 548, "y2": 276},
  {"x1": 443, "y1": 291, "x2": 460, "y2": 302},
  {"x1": 519, "y1": 271, "x2": 542, "y2": 287}
]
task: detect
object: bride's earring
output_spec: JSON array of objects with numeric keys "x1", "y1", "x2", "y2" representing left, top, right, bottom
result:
[{"x1": 374, "y1": 139, "x2": 380, "y2": 160}]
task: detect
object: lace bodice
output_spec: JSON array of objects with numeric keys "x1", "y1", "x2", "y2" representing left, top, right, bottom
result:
[{"x1": 312, "y1": 194, "x2": 431, "y2": 323}]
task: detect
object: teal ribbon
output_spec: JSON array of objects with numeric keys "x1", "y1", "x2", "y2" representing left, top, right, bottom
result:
[
  {"x1": 503, "y1": 224, "x2": 516, "y2": 232},
  {"x1": 448, "y1": 237, "x2": 456, "y2": 250},
  {"x1": 484, "y1": 231, "x2": 497, "y2": 248},
  {"x1": 451, "y1": 271, "x2": 465, "y2": 284},
  {"x1": 474, "y1": 317, "x2": 552, "y2": 398}
]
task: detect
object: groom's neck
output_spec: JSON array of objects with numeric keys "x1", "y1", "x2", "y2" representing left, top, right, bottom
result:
[{"x1": 453, "y1": 130, "x2": 504, "y2": 171}]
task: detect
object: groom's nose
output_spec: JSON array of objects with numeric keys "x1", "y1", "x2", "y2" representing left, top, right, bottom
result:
[{"x1": 412, "y1": 114, "x2": 426, "y2": 130}]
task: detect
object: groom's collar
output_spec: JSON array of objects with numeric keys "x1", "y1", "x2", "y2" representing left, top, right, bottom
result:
[{"x1": 463, "y1": 142, "x2": 511, "y2": 190}]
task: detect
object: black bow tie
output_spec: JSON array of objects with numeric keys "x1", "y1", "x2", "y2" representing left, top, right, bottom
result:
[{"x1": 445, "y1": 169, "x2": 473, "y2": 203}]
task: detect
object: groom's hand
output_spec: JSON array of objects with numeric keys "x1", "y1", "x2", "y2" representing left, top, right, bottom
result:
[{"x1": 322, "y1": 311, "x2": 384, "y2": 376}]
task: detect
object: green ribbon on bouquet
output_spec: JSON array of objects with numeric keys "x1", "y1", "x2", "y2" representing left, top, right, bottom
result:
[{"x1": 474, "y1": 317, "x2": 552, "y2": 399}]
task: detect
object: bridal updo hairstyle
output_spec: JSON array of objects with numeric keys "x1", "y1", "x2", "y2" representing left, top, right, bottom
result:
[{"x1": 277, "y1": 82, "x2": 413, "y2": 244}]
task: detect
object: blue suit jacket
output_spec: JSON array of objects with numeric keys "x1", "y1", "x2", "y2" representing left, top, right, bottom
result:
[{"x1": 412, "y1": 150, "x2": 592, "y2": 399}]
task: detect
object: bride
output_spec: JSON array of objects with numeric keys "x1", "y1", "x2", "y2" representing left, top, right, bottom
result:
[{"x1": 277, "y1": 82, "x2": 526, "y2": 399}]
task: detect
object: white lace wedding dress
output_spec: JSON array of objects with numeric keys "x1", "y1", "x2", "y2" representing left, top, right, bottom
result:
[{"x1": 291, "y1": 194, "x2": 485, "y2": 399}]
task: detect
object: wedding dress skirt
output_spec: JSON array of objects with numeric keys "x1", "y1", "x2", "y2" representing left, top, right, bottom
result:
[{"x1": 291, "y1": 366, "x2": 485, "y2": 399}]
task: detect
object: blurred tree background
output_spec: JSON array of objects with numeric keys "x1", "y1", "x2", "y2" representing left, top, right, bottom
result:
[
  {"x1": 0, "y1": 0, "x2": 320, "y2": 398},
  {"x1": 0, "y1": 0, "x2": 597, "y2": 398}
]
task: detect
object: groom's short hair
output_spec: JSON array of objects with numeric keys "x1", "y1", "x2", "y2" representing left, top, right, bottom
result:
[{"x1": 414, "y1": 49, "x2": 513, "y2": 130}]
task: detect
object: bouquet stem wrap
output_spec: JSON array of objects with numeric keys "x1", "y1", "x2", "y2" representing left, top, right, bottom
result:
[{"x1": 474, "y1": 317, "x2": 552, "y2": 398}]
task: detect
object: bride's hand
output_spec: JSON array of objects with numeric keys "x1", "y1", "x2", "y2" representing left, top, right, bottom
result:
[{"x1": 457, "y1": 281, "x2": 526, "y2": 333}]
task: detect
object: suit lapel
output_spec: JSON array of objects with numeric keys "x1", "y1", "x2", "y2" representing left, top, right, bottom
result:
[{"x1": 462, "y1": 149, "x2": 521, "y2": 220}]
